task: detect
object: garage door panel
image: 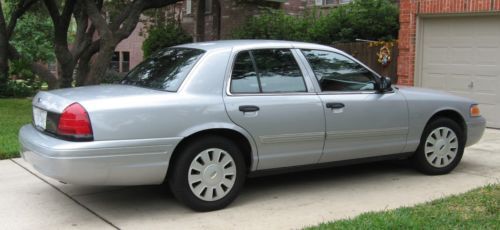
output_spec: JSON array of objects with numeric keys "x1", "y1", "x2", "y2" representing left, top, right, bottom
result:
[
  {"x1": 421, "y1": 73, "x2": 446, "y2": 89},
  {"x1": 424, "y1": 47, "x2": 449, "y2": 64},
  {"x1": 447, "y1": 75, "x2": 472, "y2": 91},
  {"x1": 470, "y1": 65, "x2": 500, "y2": 78},
  {"x1": 449, "y1": 38, "x2": 475, "y2": 47},
  {"x1": 476, "y1": 48, "x2": 499, "y2": 65},
  {"x1": 450, "y1": 48, "x2": 473, "y2": 64},
  {"x1": 420, "y1": 16, "x2": 500, "y2": 128},
  {"x1": 446, "y1": 65, "x2": 474, "y2": 75},
  {"x1": 473, "y1": 93, "x2": 497, "y2": 105},
  {"x1": 475, "y1": 38, "x2": 500, "y2": 47},
  {"x1": 473, "y1": 76, "x2": 498, "y2": 93}
]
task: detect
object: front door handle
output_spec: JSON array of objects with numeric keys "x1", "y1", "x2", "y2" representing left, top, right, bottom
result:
[
  {"x1": 239, "y1": 105, "x2": 260, "y2": 112},
  {"x1": 326, "y1": 102, "x2": 345, "y2": 109}
]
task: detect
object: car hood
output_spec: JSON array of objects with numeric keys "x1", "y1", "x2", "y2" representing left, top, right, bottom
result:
[
  {"x1": 33, "y1": 84, "x2": 170, "y2": 113},
  {"x1": 395, "y1": 85, "x2": 476, "y2": 104}
]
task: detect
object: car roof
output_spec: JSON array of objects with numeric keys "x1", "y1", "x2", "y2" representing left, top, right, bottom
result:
[{"x1": 175, "y1": 40, "x2": 343, "y2": 53}]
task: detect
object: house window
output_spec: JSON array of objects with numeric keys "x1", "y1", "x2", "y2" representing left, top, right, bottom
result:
[
  {"x1": 48, "y1": 62, "x2": 57, "y2": 72},
  {"x1": 186, "y1": 0, "x2": 192, "y2": 14},
  {"x1": 315, "y1": 0, "x2": 351, "y2": 6},
  {"x1": 111, "y1": 52, "x2": 120, "y2": 72},
  {"x1": 121, "y1": 52, "x2": 130, "y2": 72},
  {"x1": 205, "y1": 0, "x2": 212, "y2": 14}
]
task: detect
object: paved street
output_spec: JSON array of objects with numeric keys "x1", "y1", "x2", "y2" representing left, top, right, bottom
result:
[{"x1": 1, "y1": 129, "x2": 499, "y2": 230}]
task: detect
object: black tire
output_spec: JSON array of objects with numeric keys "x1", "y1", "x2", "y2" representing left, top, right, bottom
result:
[
  {"x1": 168, "y1": 135, "x2": 246, "y2": 211},
  {"x1": 412, "y1": 117, "x2": 465, "y2": 175}
]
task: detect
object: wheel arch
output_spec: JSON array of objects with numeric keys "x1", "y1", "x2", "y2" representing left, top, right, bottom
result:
[
  {"x1": 426, "y1": 108, "x2": 467, "y2": 139},
  {"x1": 167, "y1": 124, "x2": 258, "y2": 180}
]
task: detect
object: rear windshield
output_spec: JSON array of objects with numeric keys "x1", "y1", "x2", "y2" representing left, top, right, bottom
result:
[{"x1": 121, "y1": 48, "x2": 205, "y2": 91}]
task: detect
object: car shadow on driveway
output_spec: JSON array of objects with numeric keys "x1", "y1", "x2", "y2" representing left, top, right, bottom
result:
[{"x1": 68, "y1": 160, "x2": 416, "y2": 212}]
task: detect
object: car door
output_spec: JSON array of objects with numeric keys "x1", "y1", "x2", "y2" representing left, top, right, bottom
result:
[
  {"x1": 299, "y1": 49, "x2": 409, "y2": 162},
  {"x1": 223, "y1": 48, "x2": 325, "y2": 170}
]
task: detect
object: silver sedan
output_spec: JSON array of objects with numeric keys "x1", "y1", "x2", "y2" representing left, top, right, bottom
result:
[{"x1": 19, "y1": 40, "x2": 486, "y2": 211}]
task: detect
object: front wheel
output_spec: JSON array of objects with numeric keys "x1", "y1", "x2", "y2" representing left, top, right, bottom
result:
[
  {"x1": 412, "y1": 117, "x2": 465, "y2": 175},
  {"x1": 168, "y1": 136, "x2": 246, "y2": 211}
]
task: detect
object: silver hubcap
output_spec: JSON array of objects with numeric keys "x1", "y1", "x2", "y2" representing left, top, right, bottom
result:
[
  {"x1": 424, "y1": 127, "x2": 458, "y2": 168},
  {"x1": 188, "y1": 148, "x2": 236, "y2": 201}
]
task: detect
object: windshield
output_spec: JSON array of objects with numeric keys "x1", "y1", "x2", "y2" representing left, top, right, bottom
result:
[{"x1": 121, "y1": 48, "x2": 205, "y2": 91}]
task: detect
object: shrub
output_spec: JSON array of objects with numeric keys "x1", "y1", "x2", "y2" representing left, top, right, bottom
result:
[
  {"x1": 142, "y1": 23, "x2": 193, "y2": 58},
  {"x1": 232, "y1": 0, "x2": 399, "y2": 44},
  {"x1": 1, "y1": 80, "x2": 41, "y2": 98},
  {"x1": 101, "y1": 69, "x2": 126, "y2": 84}
]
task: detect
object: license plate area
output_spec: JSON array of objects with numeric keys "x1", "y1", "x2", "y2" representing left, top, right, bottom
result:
[{"x1": 33, "y1": 107, "x2": 47, "y2": 130}]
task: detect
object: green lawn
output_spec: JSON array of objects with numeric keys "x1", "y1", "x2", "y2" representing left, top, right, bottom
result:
[
  {"x1": 0, "y1": 98, "x2": 32, "y2": 159},
  {"x1": 307, "y1": 184, "x2": 500, "y2": 230}
]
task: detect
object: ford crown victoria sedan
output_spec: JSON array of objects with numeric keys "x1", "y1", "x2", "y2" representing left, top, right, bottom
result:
[{"x1": 19, "y1": 40, "x2": 486, "y2": 211}]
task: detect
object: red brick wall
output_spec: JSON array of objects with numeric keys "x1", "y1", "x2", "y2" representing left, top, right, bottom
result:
[
  {"x1": 281, "y1": 0, "x2": 308, "y2": 15},
  {"x1": 397, "y1": 0, "x2": 500, "y2": 86}
]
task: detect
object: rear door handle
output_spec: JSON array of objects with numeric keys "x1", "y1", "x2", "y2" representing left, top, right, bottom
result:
[
  {"x1": 326, "y1": 102, "x2": 345, "y2": 109},
  {"x1": 239, "y1": 105, "x2": 260, "y2": 112}
]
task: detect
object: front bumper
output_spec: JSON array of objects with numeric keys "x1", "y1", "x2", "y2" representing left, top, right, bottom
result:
[
  {"x1": 19, "y1": 124, "x2": 182, "y2": 185},
  {"x1": 466, "y1": 116, "x2": 486, "y2": 147}
]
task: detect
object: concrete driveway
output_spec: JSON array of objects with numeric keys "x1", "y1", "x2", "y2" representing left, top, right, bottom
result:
[{"x1": 1, "y1": 129, "x2": 499, "y2": 230}]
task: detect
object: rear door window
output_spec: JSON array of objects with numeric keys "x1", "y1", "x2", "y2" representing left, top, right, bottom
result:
[
  {"x1": 230, "y1": 49, "x2": 307, "y2": 94},
  {"x1": 230, "y1": 51, "x2": 260, "y2": 93}
]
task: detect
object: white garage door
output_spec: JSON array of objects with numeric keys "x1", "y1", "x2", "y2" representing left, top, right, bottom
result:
[{"x1": 419, "y1": 16, "x2": 500, "y2": 128}]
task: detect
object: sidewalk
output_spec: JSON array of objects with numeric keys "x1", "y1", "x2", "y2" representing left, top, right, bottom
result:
[{"x1": 1, "y1": 129, "x2": 499, "y2": 230}]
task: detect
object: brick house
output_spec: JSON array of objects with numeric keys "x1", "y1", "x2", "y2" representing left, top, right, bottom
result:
[
  {"x1": 179, "y1": 0, "x2": 354, "y2": 41},
  {"x1": 111, "y1": 21, "x2": 146, "y2": 73},
  {"x1": 398, "y1": 0, "x2": 500, "y2": 127},
  {"x1": 112, "y1": 0, "x2": 354, "y2": 72}
]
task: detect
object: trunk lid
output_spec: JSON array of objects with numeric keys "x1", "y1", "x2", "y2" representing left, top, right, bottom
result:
[{"x1": 33, "y1": 84, "x2": 165, "y2": 113}]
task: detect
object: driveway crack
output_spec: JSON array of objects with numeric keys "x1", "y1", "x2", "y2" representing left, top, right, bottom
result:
[{"x1": 11, "y1": 159, "x2": 120, "y2": 230}]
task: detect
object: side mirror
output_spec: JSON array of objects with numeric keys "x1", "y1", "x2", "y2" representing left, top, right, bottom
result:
[{"x1": 378, "y1": 76, "x2": 392, "y2": 92}]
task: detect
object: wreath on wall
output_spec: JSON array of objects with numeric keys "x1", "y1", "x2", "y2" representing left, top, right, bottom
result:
[{"x1": 369, "y1": 41, "x2": 396, "y2": 67}]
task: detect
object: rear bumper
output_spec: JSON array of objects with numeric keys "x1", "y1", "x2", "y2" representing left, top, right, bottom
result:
[
  {"x1": 466, "y1": 116, "x2": 486, "y2": 147},
  {"x1": 19, "y1": 124, "x2": 182, "y2": 186}
]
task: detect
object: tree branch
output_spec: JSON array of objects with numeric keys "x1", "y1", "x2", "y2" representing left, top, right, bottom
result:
[
  {"x1": 113, "y1": 0, "x2": 179, "y2": 40},
  {"x1": 6, "y1": 0, "x2": 38, "y2": 38},
  {"x1": 43, "y1": 0, "x2": 61, "y2": 24},
  {"x1": 60, "y1": 0, "x2": 76, "y2": 29},
  {"x1": 82, "y1": 0, "x2": 111, "y2": 40}
]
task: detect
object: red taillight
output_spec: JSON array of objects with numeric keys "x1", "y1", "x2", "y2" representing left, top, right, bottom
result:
[{"x1": 57, "y1": 103, "x2": 93, "y2": 140}]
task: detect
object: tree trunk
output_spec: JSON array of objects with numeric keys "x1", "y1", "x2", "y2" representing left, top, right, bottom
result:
[
  {"x1": 85, "y1": 44, "x2": 115, "y2": 85},
  {"x1": 0, "y1": 1, "x2": 9, "y2": 92},
  {"x1": 75, "y1": 52, "x2": 92, "y2": 87},
  {"x1": 58, "y1": 61, "x2": 75, "y2": 88}
]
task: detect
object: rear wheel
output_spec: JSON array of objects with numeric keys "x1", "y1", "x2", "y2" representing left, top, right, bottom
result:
[
  {"x1": 168, "y1": 136, "x2": 246, "y2": 211},
  {"x1": 412, "y1": 117, "x2": 465, "y2": 175}
]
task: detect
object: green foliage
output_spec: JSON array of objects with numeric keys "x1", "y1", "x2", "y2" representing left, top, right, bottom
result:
[
  {"x1": 101, "y1": 69, "x2": 125, "y2": 84},
  {"x1": 142, "y1": 23, "x2": 193, "y2": 58},
  {"x1": 232, "y1": 0, "x2": 399, "y2": 44},
  {"x1": 0, "y1": 98, "x2": 32, "y2": 159},
  {"x1": 0, "y1": 1, "x2": 54, "y2": 97},
  {"x1": 10, "y1": 12, "x2": 55, "y2": 78},
  {"x1": 306, "y1": 184, "x2": 500, "y2": 230},
  {"x1": 1, "y1": 79, "x2": 41, "y2": 98}
]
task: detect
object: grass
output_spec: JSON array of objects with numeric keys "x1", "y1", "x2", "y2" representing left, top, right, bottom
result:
[
  {"x1": 0, "y1": 98, "x2": 32, "y2": 159},
  {"x1": 306, "y1": 184, "x2": 500, "y2": 230}
]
